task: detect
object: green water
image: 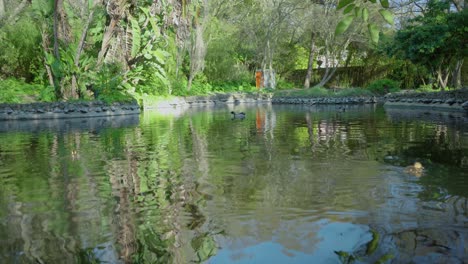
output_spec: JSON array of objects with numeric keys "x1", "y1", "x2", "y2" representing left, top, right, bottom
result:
[{"x1": 0, "y1": 104, "x2": 467, "y2": 263}]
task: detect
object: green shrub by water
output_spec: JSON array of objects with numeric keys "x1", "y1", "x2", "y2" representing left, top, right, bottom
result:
[
  {"x1": 366, "y1": 79, "x2": 400, "y2": 95},
  {"x1": 0, "y1": 79, "x2": 46, "y2": 103},
  {"x1": 273, "y1": 87, "x2": 374, "y2": 98},
  {"x1": 336, "y1": 88, "x2": 374, "y2": 97}
]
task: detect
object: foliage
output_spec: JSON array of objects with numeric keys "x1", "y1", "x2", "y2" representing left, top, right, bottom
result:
[
  {"x1": 0, "y1": 0, "x2": 464, "y2": 104},
  {"x1": 366, "y1": 79, "x2": 400, "y2": 95},
  {"x1": 276, "y1": 78, "x2": 296, "y2": 90},
  {"x1": 38, "y1": 86, "x2": 56, "y2": 102},
  {"x1": 335, "y1": 229, "x2": 394, "y2": 264},
  {"x1": 273, "y1": 87, "x2": 375, "y2": 98},
  {"x1": 273, "y1": 87, "x2": 311, "y2": 98},
  {"x1": 388, "y1": 0, "x2": 467, "y2": 89},
  {"x1": 0, "y1": 14, "x2": 43, "y2": 81},
  {"x1": 337, "y1": 87, "x2": 374, "y2": 97},
  {"x1": 336, "y1": 0, "x2": 394, "y2": 43},
  {"x1": 0, "y1": 79, "x2": 44, "y2": 103}
]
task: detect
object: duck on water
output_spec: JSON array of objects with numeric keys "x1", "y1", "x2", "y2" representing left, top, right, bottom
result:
[
  {"x1": 404, "y1": 162, "x2": 424, "y2": 177},
  {"x1": 231, "y1": 111, "x2": 246, "y2": 119}
]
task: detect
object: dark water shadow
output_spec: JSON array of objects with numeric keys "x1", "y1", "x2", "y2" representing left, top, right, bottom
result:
[
  {"x1": 0, "y1": 114, "x2": 140, "y2": 134},
  {"x1": 384, "y1": 106, "x2": 468, "y2": 128}
]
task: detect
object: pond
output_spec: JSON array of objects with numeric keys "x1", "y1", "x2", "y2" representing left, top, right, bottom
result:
[{"x1": 0, "y1": 104, "x2": 467, "y2": 263}]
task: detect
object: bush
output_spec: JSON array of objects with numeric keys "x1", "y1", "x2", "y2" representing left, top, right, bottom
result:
[
  {"x1": 0, "y1": 79, "x2": 45, "y2": 103},
  {"x1": 276, "y1": 78, "x2": 295, "y2": 90},
  {"x1": 38, "y1": 86, "x2": 56, "y2": 102},
  {"x1": 366, "y1": 79, "x2": 400, "y2": 95},
  {"x1": 274, "y1": 87, "x2": 329, "y2": 98},
  {"x1": 336, "y1": 88, "x2": 374, "y2": 97},
  {"x1": 415, "y1": 84, "x2": 438, "y2": 92},
  {"x1": 97, "y1": 91, "x2": 136, "y2": 104}
]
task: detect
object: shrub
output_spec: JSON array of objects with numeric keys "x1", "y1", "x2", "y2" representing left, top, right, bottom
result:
[
  {"x1": 38, "y1": 86, "x2": 56, "y2": 102},
  {"x1": 415, "y1": 84, "x2": 444, "y2": 93},
  {"x1": 0, "y1": 79, "x2": 45, "y2": 103},
  {"x1": 276, "y1": 78, "x2": 295, "y2": 90},
  {"x1": 336, "y1": 88, "x2": 374, "y2": 97},
  {"x1": 366, "y1": 79, "x2": 400, "y2": 95},
  {"x1": 273, "y1": 87, "x2": 330, "y2": 98}
]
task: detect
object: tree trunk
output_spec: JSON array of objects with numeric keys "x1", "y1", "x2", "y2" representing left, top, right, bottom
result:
[
  {"x1": 451, "y1": 59, "x2": 463, "y2": 89},
  {"x1": 71, "y1": 8, "x2": 95, "y2": 99},
  {"x1": 41, "y1": 28, "x2": 56, "y2": 89},
  {"x1": 436, "y1": 66, "x2": 449, "y2": 90},
  {"x1": 187, "y1": 73, "x2": 194, "y2": 91},
  {"x1": 187, "y1": 0, "x2": 208, "y2": 91},
  {"x1": 53, "y1": 0, "x2": 62, "y2": 99},
  {"x1": 304, "y1": 32, "x2": 316, "y2": 89},
  {"x1": 314, "y1": 38, "x2": 350, "y2": 88}
]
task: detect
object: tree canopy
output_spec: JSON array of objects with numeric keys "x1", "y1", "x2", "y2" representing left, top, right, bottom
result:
[{"x1": 0, "y1": 0, "x2": 466, "y2": 103}]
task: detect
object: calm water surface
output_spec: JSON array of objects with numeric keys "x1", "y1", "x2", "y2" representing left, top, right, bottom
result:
[{"x1": 0, "y1": 104, "x2": 467, "y2": 263}]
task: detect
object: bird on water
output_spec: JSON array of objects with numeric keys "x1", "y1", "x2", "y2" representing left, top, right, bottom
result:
[
  {"x1": 404, "y1": 161, "x2": 424, "y2": 177},
  {"x1": 231, "y1": 111, "x2": 246, "y2": 119}
]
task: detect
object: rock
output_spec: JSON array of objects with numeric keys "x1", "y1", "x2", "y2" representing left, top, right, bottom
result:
[{"x1": 461, "y1": 101, "x2": 468, "y2": 111}]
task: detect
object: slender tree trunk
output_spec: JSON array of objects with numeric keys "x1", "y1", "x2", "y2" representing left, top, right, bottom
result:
[
  {"x1": 436, "y1": 66, "x2": 449, "y2": 90},
  {"x1": 71, "y1": 8, "x2": 95, "y2": 99},
  {"x1": 53, "y1": 0, "x2": 62, "y2": 99},
  {"x1": 304, "y1": 32, "x2": 316, "y2": 89},
  {"x1": 451, "y1": 59, "x2": 463, "y2": 88},
  {"x1": 187, "y1": 0, "x2": 208, "y2": 91},
  {"x1": 41, "y1": 28, "x2": 56, "y2": 89},
  {"x1": 187, "y1": 73, "x2": 194, "y2": 91},
  {"x1": 314, "y1": 39, "x2": 350, "y2": 88}
]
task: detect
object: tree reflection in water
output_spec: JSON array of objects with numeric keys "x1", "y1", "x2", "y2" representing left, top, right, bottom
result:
[{"x1": 0, "y1": 105, "x2": 466, "y2": 263}]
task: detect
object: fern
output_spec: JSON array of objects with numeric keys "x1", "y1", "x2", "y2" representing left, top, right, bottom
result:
[{"x1": 130, "y1": 18, "x2": 141, "y2": 58}]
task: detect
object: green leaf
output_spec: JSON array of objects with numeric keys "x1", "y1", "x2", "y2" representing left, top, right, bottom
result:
[
  {"x1": 51, "y1": 59, "x2": 63, "y2": 78},
  {"x1": 140, "y1": 6, "x2": 159, "y2": 35},
  {"x1": 362, "y1": 7, "x2": 369, "y2": 22},
  {"x1": 45, "y1": 53, "x2": 55, "y2": 65},
  {"x1": 354, "y1": 6, "x2": 362, "y2": 17},
  {"x1": 130, "y1": 18, "x2": 141, "y2": 58},
  {"x1": 337, "y1": 0, "x2": 355, "y2": 10},
  {"x1": 369, "y1": 0, "x2": 377, "y2": 3},
  {"x1": 366, "y1": 230, "x2": 380, "y2": 255},
  {"x1": 152, "y1": 49, "x2": 168, "y2": 65},
  {"x1": 379, "y1": 9, "x2": 394, "y2": 25},
  {"x1": 335, "y1": 15, "x2": 355, "y2": 35},
  {"x1": 344, "y1": 4, "x2": 355, "y2": 14},
  {"x1": 32, "y1": 0, "x2": 53, "y2": 16},
  {"x1": 380, "y1": 0, "x2": 390, "y2": 8},
  {"x1": 376, "y1": 253, "x2": 395, "y2": 264},
  {"x1": 368, "y1": 23, "x2": 380, "y2": 43}
]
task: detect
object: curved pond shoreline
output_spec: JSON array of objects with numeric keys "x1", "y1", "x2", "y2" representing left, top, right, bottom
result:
[
  {"x1": 384, "y1": 89, "x2": 468, "y2": 112},
  {"x1": 1, "y1": 89, "x2": 467, "y2": 121}
]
